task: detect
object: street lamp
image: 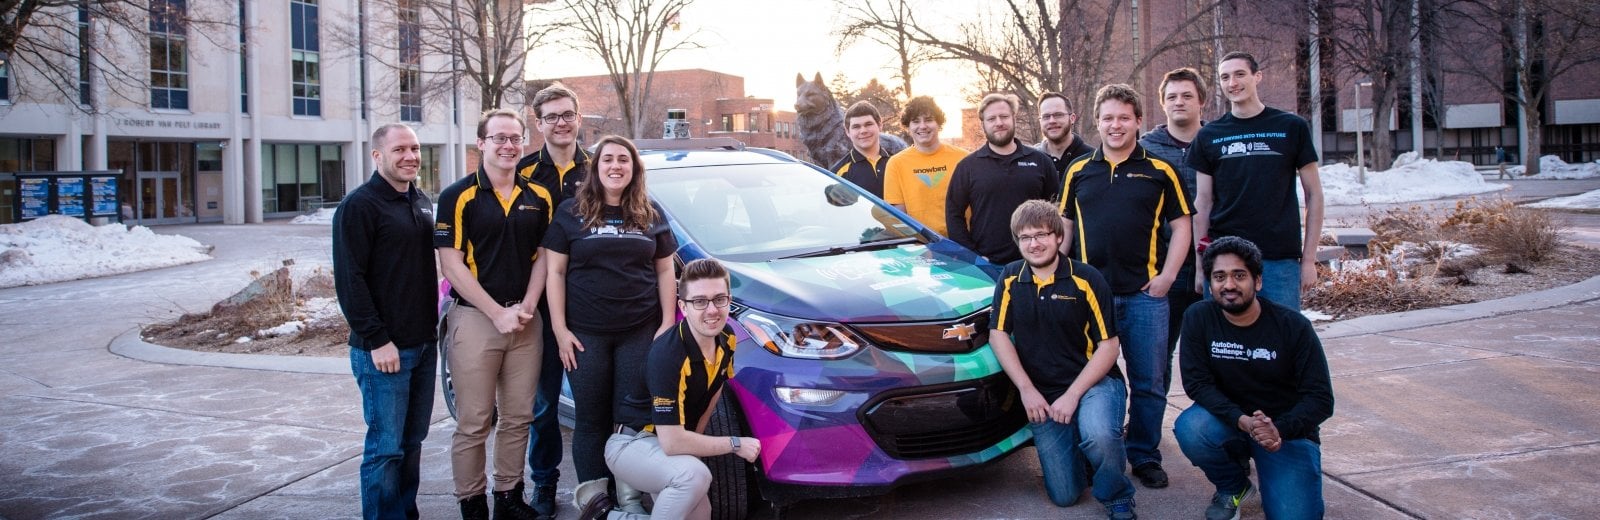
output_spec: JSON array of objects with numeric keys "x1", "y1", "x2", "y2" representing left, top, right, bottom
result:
[{"x1": 1355, "y1": 79, "x2": 1373, "y2": 184}]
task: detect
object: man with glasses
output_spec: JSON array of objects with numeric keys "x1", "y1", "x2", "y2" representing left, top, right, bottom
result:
[
  {"x1": 1176, "y1": 236, "x2": 1332, "y2": 520},
  {"x1": 1035, "y1": 92, "x2": 1095, "y2": 186},
  {"x1": 516, "y1": 83, "x2": 587, "y2": 517},
  {"x1": 945, "y1": 92, "x2": 1059, "y2": 265},
  {"x1": 334, "y1": 123, "x2": 438, "y2": 520},
  {"x1": 575, "y1": 259, "x2": 762, "y2": 520},
  {"x1": 988, "y1": 200, "x2": 1137, "y2": 519},
  {"x1": 435, "y1": 108, "x2": 553, "y2": 520},
  {"x1": 1058, "y1": 84, "x2": 1192, "y2": 491}
]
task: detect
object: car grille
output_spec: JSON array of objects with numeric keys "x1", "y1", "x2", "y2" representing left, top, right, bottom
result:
[
  {"x1": 849, "y1": 312, "x2": 990, "y2": 354},
  {"x1": 859, "y1": 373, "x2": 1025, "y2": 460}
]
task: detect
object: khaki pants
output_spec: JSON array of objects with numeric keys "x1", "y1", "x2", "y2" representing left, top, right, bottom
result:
[
  {"x1": 605, "y1": 431, "x2": 713, "y2": 520},
  {"x1": 447, "y1": 304, "x2": 541, "y2": 497}
]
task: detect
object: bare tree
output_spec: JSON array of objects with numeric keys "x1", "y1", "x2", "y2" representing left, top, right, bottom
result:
[
  {"x1": 1322, "y1": 0, "x2": 1414, "y2": 170},
  {"x1": 835, "y1": 0, "x2": 1228, "y2": 142},
  {"x1": 326, "y1": 0, "x2": 551, "y2": 119},
  {"x1": 1435, "y1": 0, "x2": 1600, "y2": 174},
  {"x1": 2, "y1": 0, "x2": 231, "y2": 112},
  {"x1": 544, "y1": 0, "x2": 703, "y2": 139},
  {"x1": 834, "y1": 0, "x2": 934, "y2": 98}
]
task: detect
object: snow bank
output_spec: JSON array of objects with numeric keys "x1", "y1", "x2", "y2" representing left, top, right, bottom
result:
[
  {"x1": 290, "y1": 208, "x2": 336, "y2": 225},
  {"x1": 1507, "y1": 155, "x2": 1600, "y2": 179},
  {"x1": 1527, "y1": 188, "x2": 1600, "y2": 210},
  {"x1": 1321, "y1": 152, "x2": 1507, "y2": 206},
  {"x1": 0, "y1": 215, "x2": 213, "y2": 288}
]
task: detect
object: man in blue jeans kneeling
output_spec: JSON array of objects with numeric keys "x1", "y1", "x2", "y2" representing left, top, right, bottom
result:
[
  {"x1": 1177, "y1": 236, "x2": 1334, "y2": 520},
  {"x1": 988, "y1": 200, "x2": 1137, "y2": 519}
]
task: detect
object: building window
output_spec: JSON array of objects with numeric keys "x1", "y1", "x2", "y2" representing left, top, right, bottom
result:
[
  {"x1": 239, "y1": 1, "x2": 248, "y2": 113},
  {"x1": 149, "y1": 0, "x2": 188, "y2": 110},
  {"x1": 0, "y1": 62, "x2": 10, "y2": 102},
  {"x1": 398, "y1": 0, "x2": 422, "y2": 122},
  {"x1": 261, "y1": 143, "x2": 345, "y2": 213},
  {"x1": 291, "y1": 0, "x2": 321, "y2": 116},
  {"x1": 78, "y1": 1, "x2": 92, "y2": 106}
]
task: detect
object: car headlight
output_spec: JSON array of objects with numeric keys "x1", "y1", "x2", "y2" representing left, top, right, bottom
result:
[{"x1": 739, "y1": 311, "x2": 865, "y2": 360}]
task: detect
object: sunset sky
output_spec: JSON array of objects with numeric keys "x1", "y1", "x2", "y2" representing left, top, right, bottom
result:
[{"x1": 530, "y1": 0, "x2": 977, "y2": 137}]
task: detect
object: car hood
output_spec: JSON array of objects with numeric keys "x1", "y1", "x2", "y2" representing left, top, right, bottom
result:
[{"x1": 726, "y1": 243, "x2": 995, "y2": 323}]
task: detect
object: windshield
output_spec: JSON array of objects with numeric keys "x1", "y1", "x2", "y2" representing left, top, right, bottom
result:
[{"x1": 650, "y1": 162, "x2": 924, "y2": 262}]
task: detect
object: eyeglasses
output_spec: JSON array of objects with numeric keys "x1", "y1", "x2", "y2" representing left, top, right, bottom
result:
[
  {"x1": 1015, "y1": 231, "x2": 1054, "y2": 244},
  {"x1": 540, "y1": 111, "x2": 579, "y2": 125},
  {"x1": 1210, "y1": 271, "x2": 1253, "y2": 284},
  {"x1": 483, "y1": 134, "x2": 524, "y2": 145},
  {"x1": 1039, "y1": 112, "x2": 1072, "y2": 121},
  {"x1": 681, "y1": 295, "x2": 731, "y2": 310}
]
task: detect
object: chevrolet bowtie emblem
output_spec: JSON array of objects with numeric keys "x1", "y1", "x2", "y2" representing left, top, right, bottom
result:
[{"x1": 942, "y1": 323, "x2": 977, "y2": 341}]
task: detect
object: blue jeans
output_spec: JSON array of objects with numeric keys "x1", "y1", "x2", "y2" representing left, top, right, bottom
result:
[
  {"x1": 1175, "y1": 405, "x2": 1324, "y2": 519},
  {"x1": 527, "y1": 307, "x2": 563, "y2": 486},
  {"x1": 1031, "y1": 377, "x2": 1135, "y2": 508},
  {"x1": 1259, "y1": 258, "x2": 1302, "y2": 311},
  {"x1": 351, "y1": 343, "x2": 437, "y2": 520},
  {"x1": 1115, "y1": 291, "x2": 1169, "y2": 467}
]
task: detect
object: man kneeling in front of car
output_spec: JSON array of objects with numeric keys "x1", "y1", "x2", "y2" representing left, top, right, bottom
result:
[
  {"x1": 575, "y1": 258, "x2": 762, "y2": 520},
  {"x1": 988, "y1": 200, "x2": 1138, "y2": 519}
]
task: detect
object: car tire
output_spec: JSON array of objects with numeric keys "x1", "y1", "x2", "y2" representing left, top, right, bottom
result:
[
  {"x1": 703, "y1": 391, "x2": 755, "y2": 520},
  {"x1": 437, "y1": 299, "x2": 460, "y2": 421}
]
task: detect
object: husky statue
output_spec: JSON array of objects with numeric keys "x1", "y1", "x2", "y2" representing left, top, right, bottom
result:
[{"x1": 795, "y1": 73, "x2": 907, "y2": 169}]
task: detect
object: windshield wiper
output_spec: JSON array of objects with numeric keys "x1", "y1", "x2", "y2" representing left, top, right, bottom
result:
[{"x1": 778, "y1": 236, "x2": 922, "y2": 259}]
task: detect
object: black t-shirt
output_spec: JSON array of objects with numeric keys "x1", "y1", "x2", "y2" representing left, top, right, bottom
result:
[
  {"x1": 617, "y1": 320, "x2": 736, "y2": 432},
  {"x1": 1187, "y1": 107, "x2": 1319, "y2": 260},
  {"x1": 542, "y1": 199, "x2": 678, "y2": 333},
  {"x1": 945, "y1": 142, "x2": 1060, "y2": 264},
  {"x1": 1179, "y1": 298, "x2": 1334, "y2": 443},
  {"x1": 830, "y1": 148, "x2": 887, "y2": 198},
  {"x1": 989, "y1": 256, "x2": 1121, "y2": 402},
  {"x1": 433, "y1": 169, "x2": 554, "y2": 304},
  {"x1": 1059, "y1": 145, "x2": 1192, "y2": 294}
]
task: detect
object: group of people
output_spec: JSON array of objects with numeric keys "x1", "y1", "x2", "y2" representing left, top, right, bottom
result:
[
  {"x1": 334, "y1": 85, "x2": 754, "y2": 520},
  {"x1": 833, "y1": 51, "x2": 1334, "y2": 519},
  {"x1": 332, "y1": 49, "x2": 1338, "y2": 520}
]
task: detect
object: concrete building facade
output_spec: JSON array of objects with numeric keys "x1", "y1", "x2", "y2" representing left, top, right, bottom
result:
[{"x1": 0, "y1": 0, "x2": 486, "y2": 226}]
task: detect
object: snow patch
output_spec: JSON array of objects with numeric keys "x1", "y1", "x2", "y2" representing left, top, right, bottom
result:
[
  {"x1": 0, "y1": 215, "x2": 212, "y2": 288},
  {"x1": 257, "y1": 321, "x2": 305, "y2": 338},
  {"x1": 1507, "y1": 155, "x2": 1600, "y2": 179},
  {"x1": 291, "y1": 208, "x2": 336, "y2": 225},
  {"x1": 1301, "y1": 309, "x2": 1334, "y2": 322},
  {"x1": 1527, "y1": 188, "x2": 1600, "y2": 210},
  {"x1": 1320, "y1": 154, "x2": 1507, "y2": 206}
]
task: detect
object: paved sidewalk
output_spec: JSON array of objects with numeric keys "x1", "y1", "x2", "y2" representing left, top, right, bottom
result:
[{"x1": 3, "y1": 191, "x2": 1599, "y2": 518}]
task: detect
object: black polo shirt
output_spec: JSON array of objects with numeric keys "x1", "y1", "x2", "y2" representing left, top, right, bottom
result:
[
  {"x1": 944, "y1": 141, "x2": 1059, "y2": 264},
  {"x1": 990, "y1": 255, "x2": 1121, "y2": 402},
  {"x1": 830, "y1": 148, "x2": 887, "y2": 197},
  {"x1": 433, "y1": 168, "x2": 554, "y2": 304},
  {"x1": 332, "y1": 174, "x2": 438, "y2": 350},
  {"x1": 1058, "y1": 144, "x2": 1192, "y2": 294},
  {"x1": 516, "y1": 145, "x2": 590, "y2": 204},
  {"x1": 616, "y1": 320, "x2": 737, "y2": 433},
  {"x1": 1037, "y1": 134, "x2": 1095, "y2": 186}
]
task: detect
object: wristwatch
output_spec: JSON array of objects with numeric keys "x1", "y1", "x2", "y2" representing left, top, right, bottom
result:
[{"x1": 729, "y1": 436, "x2": 741, "y2": 454}]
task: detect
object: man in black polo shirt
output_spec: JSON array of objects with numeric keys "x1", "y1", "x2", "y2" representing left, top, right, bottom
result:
[
  {"x1": 989, "y1": 200, "x2": 1136, "y2": 519},
  {"x1": 831, "y1": 101, "x2": 889, "y2": 197},
  {"x1": 1059, "y1": 84, "x2": 1192, "y2": 490},
  {"x1": 516, "y1": 83, "x2": 589, "y2": 516},
  {"x1": 333, "y1": 123, "x2": 438, "y2": 520},
  {"x1": 435, "y1": 108, "x2": 553, "y2": 520},
  {"x1": 946, "y1": 92, "x2": 1059, "y2": 265},
  {"x1": 573, "y1": 259, "x2": 762, "y2": 520},
  {"x1": 1035, "y1": 91, "x2": 1095, "y2": 185}
]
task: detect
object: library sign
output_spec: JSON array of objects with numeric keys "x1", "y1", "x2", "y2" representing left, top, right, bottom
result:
[{"x1": 118, "y1": 118, "x2": 224, "y2": 131}]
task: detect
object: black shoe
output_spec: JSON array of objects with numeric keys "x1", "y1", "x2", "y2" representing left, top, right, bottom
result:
[
  {"x1": 493, "y1": 482, "x2": 543, "y2": 520},
  {"x1": 458, "y1": 494, "x2": 489, "y2": 520},
  {"x1": 532, "y1": 482, "x2": 558, "y2": 517},
  {"x1": 1132, "y1": 462, "x2": 1169, "y2": 489},
  {"x1": 575, "y1": 490, "x2": 615, "y2": 520}
]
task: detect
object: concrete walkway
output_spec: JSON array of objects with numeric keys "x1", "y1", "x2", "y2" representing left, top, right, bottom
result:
[{"x1": 2, "y1": 177, "x2": 1598, "y2": 518}]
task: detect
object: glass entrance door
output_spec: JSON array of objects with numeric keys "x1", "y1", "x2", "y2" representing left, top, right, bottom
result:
[{"x1": 136, "y1": 171, "x2": 185, "y2": 224}]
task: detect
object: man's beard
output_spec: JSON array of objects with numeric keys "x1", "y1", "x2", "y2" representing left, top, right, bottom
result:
[
  {"x1": 1217, "y1": 290, "x2": 1254, "y2": 314},
  {"x1": 985, "y1": 128, "x2": 1014, "y2": 148}
]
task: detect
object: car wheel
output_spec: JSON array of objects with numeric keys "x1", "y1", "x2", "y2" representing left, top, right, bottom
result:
[
  {"x1": 703, "y1": 391, "x2": 755, "y2": 520},
  {"x1": 437, "y1": 299, "x2": 460, "y2": 421}
]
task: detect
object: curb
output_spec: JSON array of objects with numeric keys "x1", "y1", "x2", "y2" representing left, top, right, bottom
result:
[
  {"x1": 1317, "y1": 273, "x2": 1600, "y2": 339},
  {"x1": 109, "y1": 327, "x2": 349, "y2": 375}
]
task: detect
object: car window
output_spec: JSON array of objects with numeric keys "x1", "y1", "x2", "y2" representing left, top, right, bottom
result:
[{"x1": 652, "y1": 162, "x2": 922, "y2": 261}]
